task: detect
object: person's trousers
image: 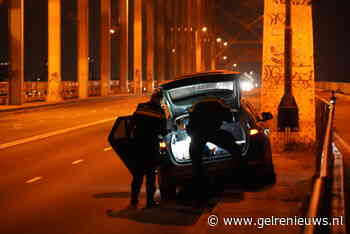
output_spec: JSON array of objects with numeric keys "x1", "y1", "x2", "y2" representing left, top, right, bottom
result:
[
  {"x1": 131, "y1": 169, "x2": 156, "y2": 205},
  {"x1": 189, "y1": 130, "x2": 242, "y2": 200}
]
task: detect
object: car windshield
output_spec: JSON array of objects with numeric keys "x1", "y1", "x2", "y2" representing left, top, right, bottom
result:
[{"x1": 165, "y1": 80, "x2": 238, "y2": 116}]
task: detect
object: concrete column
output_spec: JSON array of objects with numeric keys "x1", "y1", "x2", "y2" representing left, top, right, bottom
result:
[
  {"x1": 174, "y1": 0, "x2": 181, "y2": 76},
  {"x1": 8, "y1": 0, "x2": 24, "y2": 105},
  {"x1": 195, "y1": 0, "x2": 203, "y2": 72},
  {"x1": 133, "y1": 0, "x2": 142, "y2": 94},
  {"x1": 145, "y1": 0, "x2": 154, "y2": 92},
  {"x1": 47, "y1": 0, "x2": 62, "y2": 102},
  {"x1": 155, "y1": 0, "x2": 165, "y2": 83},
  {"x1": 77, "y1": 0, "x2": 89, "y2": 99},
  {"x1": 119, "y1": 0, "x2": 129, "y2": 93},
  {"x1": 261, "y1": 0, "x2": 316, "y2": 151},
  {"x1": 100, "y1": 0, "x2": 111, "y2": 96},
  {"x1": 167, "y1": 0, "x2": 175, "y2": 79},
  {"x1": 179, "y1": 0, "x2": 185, "y2": 75}
]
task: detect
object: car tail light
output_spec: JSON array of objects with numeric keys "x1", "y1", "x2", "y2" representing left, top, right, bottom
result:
[
  {"x1": 159, "y1": 141, "x2": 166, "y2": 150},
  {"x1": 249, "y1": 129, "x2": 259, "y2": 136}
]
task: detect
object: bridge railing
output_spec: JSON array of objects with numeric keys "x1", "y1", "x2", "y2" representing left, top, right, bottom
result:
[
  {"x1": 0, "y1": 80, "x2": 123, "y2": 104},
  {"x1": 304, "y1": 96, "x2": 336, "y2": 234}
]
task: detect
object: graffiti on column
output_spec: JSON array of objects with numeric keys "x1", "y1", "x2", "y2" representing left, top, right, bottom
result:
[
  {"x1": 263, "y1": 65, "x2": 313, "y2": 89},
  {"x1": 49, "y1": 72, "x2": 60, "y2": 98},
  {"x1": 269, "y1": 13, "x2": 285, "y2": 26},
  {"x1": 273, "y1": 0, "x2": 311, "y2": 5}
]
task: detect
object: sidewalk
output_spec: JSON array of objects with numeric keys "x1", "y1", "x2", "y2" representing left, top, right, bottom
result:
[
  {"x1": 0, "y1": 93, "x2": 148, "y2": 113},
  {"x1": 188, "y1": 150, "x2": 318, "y2": 234}
]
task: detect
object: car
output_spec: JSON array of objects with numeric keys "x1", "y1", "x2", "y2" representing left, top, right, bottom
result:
[{"x1": 109, "y1": 70, "x2": 275, "y2": 199}]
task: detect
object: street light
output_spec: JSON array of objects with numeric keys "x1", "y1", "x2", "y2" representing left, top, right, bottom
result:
[
  {"x1": 216, "y1": 37, "x2": 222, "y2": 43},
  {"x1": 109, "y1": 29, "x2": 116, "y2": 34},
  {"x1": 223, "y1": 56, "x2": 227, "y2": 60},
  {"x1": 223, "y1": 41, "x2": 228, "y2": 47},
  {"x1": 233, "y1": 63, "x2": 237, "y2": 68},
  {"x1": 201, "y1": 26, "x2": 207, "y2": 32}
]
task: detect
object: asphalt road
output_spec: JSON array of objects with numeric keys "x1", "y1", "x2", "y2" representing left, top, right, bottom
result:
[
  {"x1": 0, "y1": 91, "x2": 348, "y2": 234},
  {"x1": 0, "y1": 96, "x2": 202, "y2": 234}
]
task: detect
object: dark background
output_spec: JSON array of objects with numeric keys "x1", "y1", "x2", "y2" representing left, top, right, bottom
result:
[{"x1": 0, "y1": 0, "x2": 348, "y2": 82}]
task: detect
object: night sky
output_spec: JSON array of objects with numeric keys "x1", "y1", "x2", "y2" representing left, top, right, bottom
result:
[{"x1": 0, "y1": 0, "x2": 348, "y2": 82}]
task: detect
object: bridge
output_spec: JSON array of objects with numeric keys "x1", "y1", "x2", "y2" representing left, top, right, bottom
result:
[{"x1": 0, "y1": 0, "x2": 348, "y2": 234}]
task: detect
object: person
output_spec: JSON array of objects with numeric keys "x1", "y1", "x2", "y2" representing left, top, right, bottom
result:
[
  {"x1": 130, "y1": 89, "x2": 166, "y2": 208},
  {"x1": 330, "y1": 90, "x2": 336, "y2": 105},
  {"x1": 187, "y1": 97, "x2": 242, "y2": 206}
]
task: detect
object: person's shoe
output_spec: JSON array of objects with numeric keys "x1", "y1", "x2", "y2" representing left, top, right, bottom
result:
[{"x1": 145, "y1": 201, "x2": 160, "y2": 208}]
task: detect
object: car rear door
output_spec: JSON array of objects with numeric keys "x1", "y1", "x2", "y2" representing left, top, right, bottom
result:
[{"x1": 108, "y1": 115, "x2": 138, "y2": 174}]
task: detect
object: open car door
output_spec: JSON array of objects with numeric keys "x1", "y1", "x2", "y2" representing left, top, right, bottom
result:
[{"x1": 108, "y1": 115, "x2": 137, "y2": 174}]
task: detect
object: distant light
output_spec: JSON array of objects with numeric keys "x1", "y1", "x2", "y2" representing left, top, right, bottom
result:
[
  {"x1": 223, "y1": 56, "x2": 227, "y2": 60},
  {"x1": 223, "y1": 41, "x2": 228, "y2": 46},
  {"x1": 216, "y1": 37, "x2": 222, "y2": 43},
  {"x1": 109, "y1": 29, "x2": 115, "y2": 34},
  {"x1": 171, "y1": 48, "x2": 176, "y2": 53},
  {"x1": 233, "y1": 63, "x2": 237, "y2": 67},
  {"x1": 240, "y1": 80, "x2": 254, "y2": 92},
  {"x1": 250, "y1": 71, "x2": 254, "y2": 75},
  {"x1": 201, "y1": 26, "x2": 207, "y2": 32}
]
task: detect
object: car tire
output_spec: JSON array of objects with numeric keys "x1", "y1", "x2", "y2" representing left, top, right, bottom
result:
[{"x1": 158, "y1": 171, "x2": 177, "y2": 200}]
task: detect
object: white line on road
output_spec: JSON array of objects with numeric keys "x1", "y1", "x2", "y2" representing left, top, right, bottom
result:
[
  {"x1": 103, "y1": 147, "x2": 112, "y2": 152},
  {"x1": 26, "y1": 176, "x2": 43, "y2": 184},
  {"x1": 0, "y1": 117, "x2": 117, "y2": 150},
  {"x1": 72, "y1": 159, "x2": 84, "y2": 165}
]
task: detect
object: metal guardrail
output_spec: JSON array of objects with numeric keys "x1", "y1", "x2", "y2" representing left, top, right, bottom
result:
[
  {"x1": 304, "y1": 96, "x2": 335, "y2": 234},
  {"x1": 0, "y1": 80, "x2": 123, "y2": 104}
]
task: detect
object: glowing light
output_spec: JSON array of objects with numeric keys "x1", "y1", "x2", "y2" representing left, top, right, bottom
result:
[
  {"x1": 216, "y1": 37, "x2": 222, "y2": 43},
  {"x1": 223, "y1": 41, "x2": 228, "y2": 46},
  {"x1": 109, "y1": 29, "x2": 115, "y2": 34},
  {"x1": 201, "y1": 26, "x2": 207, "y2": 32},
  {"x1": 159, "y1": 141, "x2": 166, "y2": 149},
  {"x1": 249, "y1": 129, "x2": 259, "y2": 135},
  {"x1": 233, "y1": 63, "x2": 237, "y2": 67},
  {"x1": 223, "y1": 56, "x2": 227, "y2": 60},
  {"x1": 240, "y1": 80, "x2": 254, "y2": 91}
]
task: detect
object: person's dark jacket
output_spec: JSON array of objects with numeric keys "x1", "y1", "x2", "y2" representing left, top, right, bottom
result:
[
  {"x1": 132, "y1": 102, "x2": 166, "y2": 171},
  {"x1": 187, "y1": 98, "x2": 233, "y2": 137}
]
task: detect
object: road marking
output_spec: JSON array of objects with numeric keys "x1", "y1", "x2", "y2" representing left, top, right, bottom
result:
[
  {"x1": 72, "y1": 159, "x2": 84, "y2": 165},
  {"x1": 0, "y1": 117, "x2": 117, "y2": 150},
  {"x1": 103, "y1": 147, "x2": 112, "y2": 152},
  {"x1": 26, "y1": 176, "x2": 43, "y2": 184},
  {"x1": 333, "y1": 132, "x2": 350, "y2": 153}
]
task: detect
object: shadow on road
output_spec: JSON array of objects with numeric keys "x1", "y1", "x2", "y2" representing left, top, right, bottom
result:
[
  {"x1": 93, "y1": 192, "x2": 130, "y2": 199},
  {"x1": 93, "y1": 178, "x2": 275, "y2": 226},
  {"x1": 105, "y1": 202, "x2": 203, "y2": 226}
]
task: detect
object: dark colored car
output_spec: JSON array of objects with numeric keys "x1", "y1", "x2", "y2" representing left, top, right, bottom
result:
[{"x1": 109, "y1": 71, "x2": 275, "y2": 199}]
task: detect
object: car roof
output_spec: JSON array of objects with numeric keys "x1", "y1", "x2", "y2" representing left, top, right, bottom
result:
[{"x1": 159, "y1": 70, "x2": 240, "y2": 90}]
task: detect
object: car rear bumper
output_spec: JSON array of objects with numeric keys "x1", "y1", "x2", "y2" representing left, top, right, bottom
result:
[{"x1": 159, "y1": 157, "x2": 239, "y2": 185}]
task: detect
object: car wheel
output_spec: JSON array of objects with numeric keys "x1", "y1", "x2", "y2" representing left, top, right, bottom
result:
[
  {"x1": 158, "y1": 172, "x2": 177, "y2": 200},
  {"x1": 258, "y1": 163, "x2": 276, "y2": 185}
]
